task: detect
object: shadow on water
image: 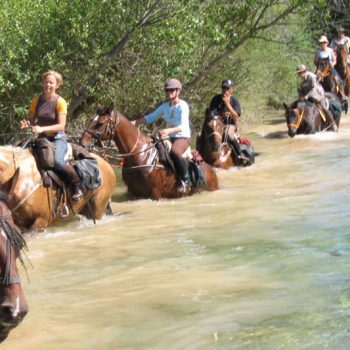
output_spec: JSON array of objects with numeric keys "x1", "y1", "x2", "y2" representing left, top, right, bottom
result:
[{"x1": 263, "y1": 130, "x2": 288, "y2": 139}]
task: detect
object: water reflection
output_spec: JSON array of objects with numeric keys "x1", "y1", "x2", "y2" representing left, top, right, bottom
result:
[{"x1": 2, "y1": 117, "x2": 350, "y2": 349}]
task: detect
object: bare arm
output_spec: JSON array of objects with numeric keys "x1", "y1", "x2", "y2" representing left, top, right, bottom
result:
[{"x1": 31, "y1": 112, "x2": 66, "y2": 134}]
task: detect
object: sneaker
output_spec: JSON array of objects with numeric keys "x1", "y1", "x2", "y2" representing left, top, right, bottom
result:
[{"x1": 177, "y1": 180, "x2": 191, "y2": 194}]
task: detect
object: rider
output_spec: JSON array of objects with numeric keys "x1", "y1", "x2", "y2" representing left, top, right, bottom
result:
[
  {"x1": 135, "y1": 78, "x2": 191, "y2": 192},
  {"x1": 296, "y1": 64, "x2": 338, "y2": 131},
  {"x1": 314, "y1": 35, "x2": 346, "y2": 100},
  {"x1": 208, "y1": 78, "x2": 243, "y2": 162},
  {"x1": 330, "y1": 26, "x2": 350, "y2": 64},
  {"x1": 19, "y1": 70, "x2": 84, "y2": 201}
]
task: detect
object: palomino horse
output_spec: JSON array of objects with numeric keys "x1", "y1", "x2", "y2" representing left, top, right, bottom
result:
[
  {"x1": 334, "y1": 43, "x2": 350, "y2": 113},
  {"x1": 283, "y1": 93, "x2": 341, "y2": 137},
  {"x1": 0, "y1": 145, "x2": 116, "y2": 232},
  {"x1": 316, "y1": 58, "x2": 347, "y2": 112},
  {"x1": 80, "y1": 104, "x2": 218, "y2": 199},
  {"x1": 0, "y1": 190, "x2": 28, "y2": 342},
  {"x1": 197, "y1": 114, "x2": 255, "y2": 169}
]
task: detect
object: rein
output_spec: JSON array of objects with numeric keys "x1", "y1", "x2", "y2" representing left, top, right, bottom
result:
[
  {"x1": 288, "y1": 108, "x2": 304, "y2": 129},
  {"x1": 317, "y1": 63, "x2": 331, "y2": 81}
]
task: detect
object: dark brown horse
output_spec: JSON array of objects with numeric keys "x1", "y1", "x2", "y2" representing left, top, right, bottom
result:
[
  {"x1": 197, "y1": 114, "x2": 255, "y2": 169},
  {"x1": 334, "y1": 42, "x2": 350, "y2": 113},
  {"x1": 80, "y1": 104, "x2": 218, "y2": 199},
  {"x1": 0, "y1": 145, "x2": 116, "y2": 232},
  {"x1": 316, "y1": 58, "x2": 347, "y2": 112},
  {"x1": 283, "y1": 94, "x2": 341, "y2": 137},
  {"x1": 0, "y1": 190, "x2": 28, "y2": 342}
]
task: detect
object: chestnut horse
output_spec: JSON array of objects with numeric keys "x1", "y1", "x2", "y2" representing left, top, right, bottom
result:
[
  {"x1": 197, "y1": 115, "x2": 255, "y2": 169},
  {"x1": 0, "y1": 145, "x2": 116, "y2": 231},
  {"x1": 80, "y1": 105, "x2": 218, "y2": 199},
  {"x1": 334, "y1": 42, "x2": 350, "y2": 113},
  {"x1": 0, "y1": 190, "x2": 28, "y2": 342},
  {"x1": 283, "y1": 93, "x2": 341, "y2": 137}
]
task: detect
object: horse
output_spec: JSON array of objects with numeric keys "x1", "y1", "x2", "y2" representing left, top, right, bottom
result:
[
  {"x1": 283, "y1": 93, "x2": 342, "y2": 137},
  {"x1": 0, "y1": 190, "x2": 28, "y2": 342},
  {"x1": 0, "y1": 145, "x2": 116, "y2": 232},
  {"x1": 334, "y1": 43, "x2": 350, "y2": 113},
  {"x1": 80, "y1": 104, "x2": 219, "y2": 199},
  {"x1": 196, "y1": 114, "x2": 255, "y2": 169},
  {"x1": 316, "y1": 58, "x2": 347, "y2": 111}
]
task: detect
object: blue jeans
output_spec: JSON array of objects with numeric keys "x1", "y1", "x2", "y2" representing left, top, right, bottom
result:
[{"x1": 46, "y1": 136, "x2": 68, "y2": 171}]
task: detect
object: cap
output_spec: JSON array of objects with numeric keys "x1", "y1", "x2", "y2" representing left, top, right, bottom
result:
[
  {"x1": 296, "y1": 64, "x2": 307, "y2": 73},
  {"x1": 221, "y1": 78, "x2": 233, "y2": 88},
  {"x1": 319, "y1": 35, "x2": 329, "y2": 43},
  {"x1": 164, "y1": 78, "x2": 182, "y2": 90},
  {"x1": 337, "y1": 26, "x2": 346, "y2": 32}
]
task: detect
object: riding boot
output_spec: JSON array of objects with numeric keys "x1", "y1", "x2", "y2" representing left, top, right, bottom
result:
[
  {"x1": 324, "y1": 108, "x2": 338, "y2": 132},
  {"x1": 58, "y1": 164, "x2": 85, "y2": 201},
  {"x1": 170, "y1": 152, "x2": 191, "y2": 193},
  {"x1": 228, "y1": 137, "x2": 243, "y2": 165}
]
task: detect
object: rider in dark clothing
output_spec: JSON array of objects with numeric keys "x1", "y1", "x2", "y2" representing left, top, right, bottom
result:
[{"x1": 208, "y1": 79, "x2": 243, "y2": 163}]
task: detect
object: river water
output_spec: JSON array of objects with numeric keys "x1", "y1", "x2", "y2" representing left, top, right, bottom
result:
[{"x1": 2, "y1": 114, "x2": 350, "y2": 350}]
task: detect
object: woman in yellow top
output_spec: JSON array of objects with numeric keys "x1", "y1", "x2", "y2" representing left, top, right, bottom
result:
[{"x1": 19, "y1": 70, "x2": 84, "y2": 201}]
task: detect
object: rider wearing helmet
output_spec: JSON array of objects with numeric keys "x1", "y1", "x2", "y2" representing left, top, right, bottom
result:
[
  {"x1": 296, "y1": 64, "x2": 338, "y2": 131},
  {"x1": 135, "y1": 78, "x2": 191, "y2": 192}
]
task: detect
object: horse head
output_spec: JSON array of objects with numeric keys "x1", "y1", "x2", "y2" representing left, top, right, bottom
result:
[
  {"x1": 203, "y1": 112, "x2": 224, "y2": 153},
  {"x1": 80, "y1": 103, "x2": 118, "y2": 150},
  {"x1": 0, "y1": 190, "x2": 28, "y2": 342},
  {"x1": 284, "y1": 101, "x2": 304, "y2": 137},
  {"x1": 316, "y1": 59, "x2": 331, "y2": 82},
  {"x1": 335, "y1": 43, "x2": 348, "y2": 77}
]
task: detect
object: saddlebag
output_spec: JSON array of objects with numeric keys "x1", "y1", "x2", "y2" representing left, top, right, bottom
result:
[{"x1": 32, "y1": 137, "x2": 56, "y2": 170}]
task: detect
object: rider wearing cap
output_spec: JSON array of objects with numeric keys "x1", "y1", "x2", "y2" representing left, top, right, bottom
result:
[
  {"x1": 208, "y1": 78, "x2": 241, "y2": 130},
  {"x1": 296, "y1": 64, "x2": 338, "y2": 131},
  {"x1": 135, "y1": 78, "x2": 192, "y2": 192},
  {"x1": 330, "y1": 26, "x2": 350, "y2": 64},
  {"x1": 207, "y1": 78, "x2": 243, "y2": 162}
]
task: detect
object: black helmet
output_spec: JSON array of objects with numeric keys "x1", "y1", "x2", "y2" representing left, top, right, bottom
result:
[{"x1": 221, "y1": 78, "x2": 233, "y2": 88}]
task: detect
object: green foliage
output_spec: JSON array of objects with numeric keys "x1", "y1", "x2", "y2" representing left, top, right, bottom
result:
[{"x1": 0, "y1": 0, "x2": 323, "y2": 139}]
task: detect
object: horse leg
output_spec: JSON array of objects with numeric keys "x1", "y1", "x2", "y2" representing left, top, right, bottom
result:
[{"x1": 29, "y1": 217, "x2": 49, "y2": 234}]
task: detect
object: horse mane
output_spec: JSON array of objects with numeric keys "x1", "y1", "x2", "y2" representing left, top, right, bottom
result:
[{"x1": 0, "y1": 205, "x2": 29, "y2": 284}]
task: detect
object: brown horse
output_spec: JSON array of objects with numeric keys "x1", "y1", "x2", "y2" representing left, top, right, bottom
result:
[
  {"x1": 316, "y1": 58, "x2": 348, "y2": 112},
  {"x1": 0, "y1": 190, "x2": 28, "y2": 342},
  {"x1": 197, "y1": 114, "x2": 255, "y2": 169},
  {"x1": 80, "y1": 104, "x2": 218, "y2": 199},
  {"x1": 334, "y1": 42, "x2": 350, "y2": 112},
  {"x1": 0, "y1": 145, "x2": 116, "y2": 232}
]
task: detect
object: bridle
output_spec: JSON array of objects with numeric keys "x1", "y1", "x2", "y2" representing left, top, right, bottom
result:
[
  {"x1": 316, "y1": 61, "x2": 331, "y2": 81},
  {"x1": 84, "y1": 110, "x2": 120, "y2": 147},
  {"x1": 206, "y1": 117, "x2": 224, "y2": 144},
  {"x1": 287, "y1": 108, "x2": 304, "y2": 130},
  {"x1": 0, "y1": 210, "x2": 26, "y2": 286}
]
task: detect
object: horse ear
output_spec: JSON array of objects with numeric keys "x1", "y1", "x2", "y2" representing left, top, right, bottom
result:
[
  {"x1": 283, "y1": 102, "x2": 288, "y2": 110},
  {"x1": 107, "y1": 102, "x2": 114, "y2": 113},
  {"x1": 96, "y1": 103, "x2": 102, "y2": 111}
]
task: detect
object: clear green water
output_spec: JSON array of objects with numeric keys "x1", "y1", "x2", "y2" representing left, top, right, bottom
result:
[{"x1": 2, "y1": 117, "x2": 350, "y2": 349}]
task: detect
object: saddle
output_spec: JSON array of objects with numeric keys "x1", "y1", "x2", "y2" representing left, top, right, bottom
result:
[
  {"x1": 154, "y1": 137, "x2": 205, "y2": 188},
  {"x1": 30, "y1": 140, "x2": 101, "y2": 218}
]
